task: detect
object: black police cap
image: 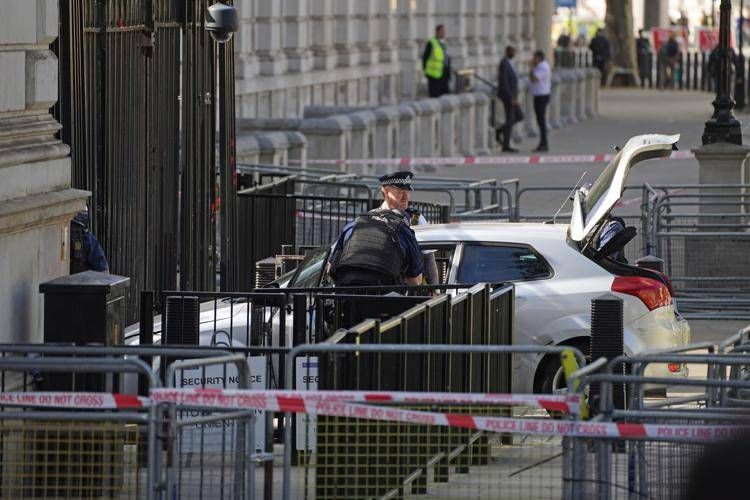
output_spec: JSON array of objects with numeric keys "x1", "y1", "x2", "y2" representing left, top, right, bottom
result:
[{"x1": 379, "y1": 171, "x2": 414, "y2": 191}]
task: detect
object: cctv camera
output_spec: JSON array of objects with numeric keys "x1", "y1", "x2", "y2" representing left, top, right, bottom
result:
[{"x1": 206, "y1": 3, "x2": 238, "y2": 43}]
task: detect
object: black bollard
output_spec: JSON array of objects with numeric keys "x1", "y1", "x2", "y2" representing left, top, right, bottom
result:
[{"x1": 589, "y1": 294, "x2": 626, "y2": 411}]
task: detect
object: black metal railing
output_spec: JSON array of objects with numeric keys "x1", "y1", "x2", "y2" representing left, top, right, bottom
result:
[
  {"x1": 312, "y1": 283, "x2": 515, "y2": 498},
  {"x1": 236, "y1": 177, "x2": 449, "y2": 291}
]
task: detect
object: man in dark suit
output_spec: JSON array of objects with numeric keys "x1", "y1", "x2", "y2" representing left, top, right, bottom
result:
[{"x1": 496, "y1": 46, "x2": 523, "y2": 153}]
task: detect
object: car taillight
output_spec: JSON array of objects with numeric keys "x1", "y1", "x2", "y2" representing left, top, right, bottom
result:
[
  {"x1": 668, "y1": 363, "x2": 681, "y2": 373},
  {"x1": 611, "y1": 276, "x2": 672, "y2": 311}
]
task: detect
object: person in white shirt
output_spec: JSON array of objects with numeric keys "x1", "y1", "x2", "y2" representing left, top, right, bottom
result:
[{"x1": 529, "y1": 50, "x2": 552, "y2": 152}]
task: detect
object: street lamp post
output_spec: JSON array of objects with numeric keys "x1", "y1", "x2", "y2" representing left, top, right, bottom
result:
[
  {"x1": 205, "y1": 2, "x2": 238, "y2": 288},
  {"x1": 702, "y1": 0, "x2": 743, "y2": 145}
]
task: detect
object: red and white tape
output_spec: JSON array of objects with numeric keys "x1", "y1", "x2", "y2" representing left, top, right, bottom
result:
[
  {"x1": 4, "y1": 388, "x2": 744, "y2": 442},
  {"x1": 0, "y1": 392, "x2": 148, "y2": 409},
  {"x1": 150, "y1": 388, "x2": 578, "y2": 414},
  {"x1": 289, "y1": 150, "x2": 695, "y2": 167},
  {"x1": 149, "y1": 388, "x2": 743, "y2": 441}
]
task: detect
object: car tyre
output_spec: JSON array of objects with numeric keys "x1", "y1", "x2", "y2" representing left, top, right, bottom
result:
[{"x1": 536, "y1": 340, "x2": 590, "y2": 395}]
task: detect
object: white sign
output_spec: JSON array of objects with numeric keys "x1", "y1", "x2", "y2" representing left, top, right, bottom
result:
[
  {"x1": 295, "y1": 356, "x2": 318, "y2": 450},
  {"x1": 178, "y1": 356, "x2": 267, "y2": 451}
]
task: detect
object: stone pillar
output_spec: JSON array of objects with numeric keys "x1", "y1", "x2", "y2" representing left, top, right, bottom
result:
[
  {"x1": 643, "y1": 0, "x2": 669, "y2": 30},
  {"x1": 465, "y1": 0, "x2": 482, "y2": 60},
  {"x1": 300, "y1": 116, "x2": 353, "y2": 169},
  {"x1": 310, "y1": 0, "x2": 336, "y2": 71},
  {"x1": 574, "y1": 69, "x2": 586, "y2": 121},
  {"x1": 687, "y1": 144, "x2": 750, "y2": 289},
  {"x1": 372, "y1": 106, "x2": 400, "y2": 164},
  {"x1": 333, "y1": 0, "x2": 359, "y2": 68},
  {"x1": 353, "y1": 0, "x2": 377, "y2": 66},
  {"x1": 457, "y1": 94, "x2": 477, "y2": 155},
  {"x1": 282, "y1": 0, "x2": 313, "y2": 74},
  {"x1": 0, "y1": 0, "x2": 89, "y2": 343},
  {"x1": 236, "y1": 134, "x2": 261, "y2": 165},
  {"x1": 235, "y1": 0, "x2": 259, "y2": 80},
  {"x1": 549, "y1": 72, "x2": 563, "y2": 129},
  {"x1": 285, "y1": 132, "x2": 308, "y2": 167},
  {"x1": 535, "y1": 0, "x2": 554, "y2": 56},
  {"x1": 473, "y1": 91, "x2": 491, "y2": 155},
  {"x1": 409, "y1": 99, "x2": 441, "y2": 157},
  {"x1": 438, "y1": 94, "x2": 461, "y2": 157},
  {"x1": 496, "y1": 0, "x2": 508, "y2": 49},
  {"x1": 438, "y1": 0, "x2": 469, "y2": 70},
  {"x1": 347, "y1": 110, "x2": 376, "y2": 160},
  {"x1": 256, "y1": 132, "x2": 291, "y2": 165},
  {"x1": 522, "y1": 0, "x2": 534, "y2": 52},
  {"x1": 256, "y1": 1, "x2": 286, "y2": 75},
  {"x1": 522, "y1": 79, "x2": 538, "y2": 138},
  {"x1": 395, "y1": 104, "x2": 417, "y2": 159},
  {"x1": 397, "y1": 0, "x2": 419, "y2": 99}
]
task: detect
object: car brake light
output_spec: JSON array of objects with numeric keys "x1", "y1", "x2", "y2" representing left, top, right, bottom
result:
[
  {"x1": 611, "y1": 276, "x2": 672, "y2": 311},
  {"x1": 668, "y1": 363, "x2": 681, "y2": 373}
]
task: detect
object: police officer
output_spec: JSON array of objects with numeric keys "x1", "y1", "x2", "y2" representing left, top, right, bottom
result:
[
  {"x1": 328, "y1": 172, "x2": 424, "y2": 286},
  {"x1": 70, "y1": 208, "x2": 109, "y2": 274}
]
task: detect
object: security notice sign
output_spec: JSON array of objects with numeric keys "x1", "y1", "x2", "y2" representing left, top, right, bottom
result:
[
  {"x1": 295, "y1": 356, "x2": 318, "y2": 450},
  {"x1": 178, "y1": 356, "x2": 267, "y2": 451}
]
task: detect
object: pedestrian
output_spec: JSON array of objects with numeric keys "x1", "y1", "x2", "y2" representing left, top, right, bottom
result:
[
  {"x1": 664, "y1": 33, "x2": 680, "y2": 89},
  {"x1": 529, "y1": 50, "x2": 551, "y2": 153},
  {"x1": 556, "y1": 31, "x2": 571, "y2": 49},
  {"x1": 328, "y1": 172, "x2": 424, "y2": 287},
  {"x1": 636, "y1": 29, "x2": 651, "y2": 83},
  {"x1": 422, "y1": 24, "x2": 451, "y2": 98},
  {"x1": 70, "y1": 207, "x2": 109, "y2": 274},
  {"x1": 589, "y1": 29, "x2": 611, "y2": 85},
  {"x1": 496, "y1": 45, "x2": 523, "y2": 153}
]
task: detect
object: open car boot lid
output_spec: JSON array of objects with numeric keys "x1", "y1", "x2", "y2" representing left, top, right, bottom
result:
[{"x1": 569, "y1": 133, "x2": 680, "y2": 249}]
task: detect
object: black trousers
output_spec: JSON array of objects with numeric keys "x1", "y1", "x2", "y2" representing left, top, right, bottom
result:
[
  {"x1": 533, "y1": 94, "x2": 550, "y2": 148},
  {"x1": 428, "y1": 77, "x2": 449, "y2": 98},
  {"x1": 500, "y1": 99, "x2": 524, "y2": 148}
]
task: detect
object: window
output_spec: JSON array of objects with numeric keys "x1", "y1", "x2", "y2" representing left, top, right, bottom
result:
[
  {"x1": 457, "y1": 244, "x2": 552, "y2": 284},
  {"x1": 289, "y1": 247, "x2": 329, "y2": 288},
  {"x1": 419, "y1": 244, "x2": 457, "y2": 284}
]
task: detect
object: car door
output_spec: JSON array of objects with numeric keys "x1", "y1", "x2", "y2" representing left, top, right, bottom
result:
[{"x1": 452, "y1": 242, "x2": 555, "y2": 345}]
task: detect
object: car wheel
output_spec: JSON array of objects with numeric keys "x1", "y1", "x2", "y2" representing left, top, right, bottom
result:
[{"x1": 536, "y1": 341, "x2": 590, "y2": 395}]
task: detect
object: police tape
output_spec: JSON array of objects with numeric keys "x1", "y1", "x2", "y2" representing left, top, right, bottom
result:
[
  {"x1": 0, "y1": 392, "x2": 148, "y2": 409},
  {"x1": 150, "y1": 388, "x2": 579, "y2": 414},
  {"x1": 149, "y1": 388, "x2": 744, "y2": 441},
  {"x1": 288, "y1": 150, "x2": 695, "y2": 167},
  {"x1": 1, "y1": 388, "x2": 744, "y2": 440}
]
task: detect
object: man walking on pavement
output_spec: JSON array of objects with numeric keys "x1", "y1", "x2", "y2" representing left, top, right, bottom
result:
[
  {"x1": 423, "y1": 25, "x2": 451, "y2": 98},
  {"x1": 497, "y1": 45, "x2": 523, "y2": 153},
  {"x1": 328, "y1": 172, "x2": 426, "y2": 287},
  {"x1": 530, "y1": 50, "x2": 551, "y2": 152}
]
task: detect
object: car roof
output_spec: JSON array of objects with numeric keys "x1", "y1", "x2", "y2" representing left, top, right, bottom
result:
[{"x1": 414, "y1": 222, "x2": 570, "y2": 243}]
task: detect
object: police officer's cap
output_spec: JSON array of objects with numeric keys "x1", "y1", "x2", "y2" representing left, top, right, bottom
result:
[{"x1": 379, "y1": 171, "x2": 414, "y2": 191}]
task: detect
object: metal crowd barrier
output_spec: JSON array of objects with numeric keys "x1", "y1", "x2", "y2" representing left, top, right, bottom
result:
[{"x1": 4, "y1": 324, "x2": 750, "y2": 499}]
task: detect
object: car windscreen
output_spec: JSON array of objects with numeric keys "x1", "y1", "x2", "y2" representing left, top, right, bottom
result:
[
  {"x1": 457, "y1": 244, "x2": 552, "y2": 283},
  {"x1": 289, "y1": 247, "x2": 329, "y2": 288}
]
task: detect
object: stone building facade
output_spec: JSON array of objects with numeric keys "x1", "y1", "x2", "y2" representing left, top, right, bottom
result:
[
  {"x1": 0, "y1": 1, "x2": 88, "y2": 343},
  {"x1": 234, "y1": 0, "x2": 547, "y2": 119}
]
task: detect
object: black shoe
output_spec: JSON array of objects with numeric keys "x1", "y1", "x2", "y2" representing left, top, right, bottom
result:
[
  {"x1": 495, "y1": 129, "x2": 503, "y2": 144},
  {"x1": 502, "y1": 147, "x2": 519, "y2": 153},
  {"x1": 533, "y1": 145, "x2": 549, "y2": 152}
]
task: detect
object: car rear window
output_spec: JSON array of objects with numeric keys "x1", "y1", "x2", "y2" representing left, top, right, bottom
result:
[{"x1": 457, "y1": 244, "x2": 552, "y2": 283}]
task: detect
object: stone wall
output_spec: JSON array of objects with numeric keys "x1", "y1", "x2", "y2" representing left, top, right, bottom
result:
[
  {"x1": 0, "y1": 0, "x2": 88, "y2": 343},
  {"x1": 234, "y1": 0, "x2": 539, "y2": 119}
]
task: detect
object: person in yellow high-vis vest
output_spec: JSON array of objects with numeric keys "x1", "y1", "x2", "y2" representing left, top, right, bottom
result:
[{"x1": 422, "y1": 25, "x2": 451, "y2": 98}]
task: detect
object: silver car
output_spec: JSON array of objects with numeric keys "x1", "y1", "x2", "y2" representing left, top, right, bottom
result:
[{"x1": 127, "y1": 134, "x2": 690, "y2": 394}]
